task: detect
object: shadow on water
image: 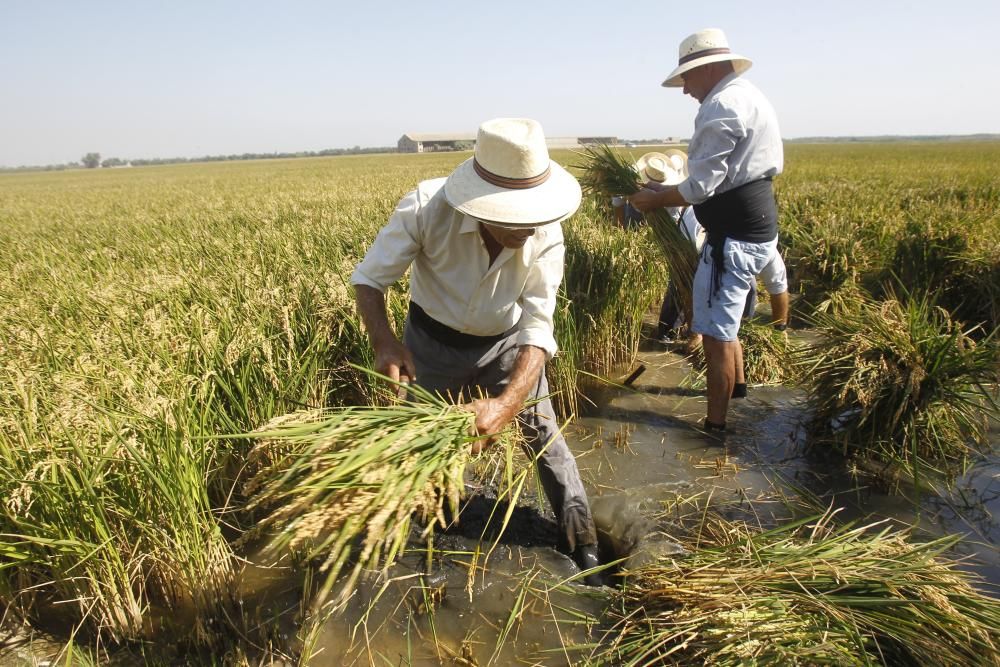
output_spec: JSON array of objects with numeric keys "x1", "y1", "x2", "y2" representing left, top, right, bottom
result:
[{"x1": 439, "y1": 493, "x2": 560, "y2": 549}]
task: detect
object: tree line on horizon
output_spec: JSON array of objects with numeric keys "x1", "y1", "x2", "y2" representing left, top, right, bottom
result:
[
  {"x1": 4, "y1": 134, "x2": 997, "y2": 174},
  {"x1": 1, "y1": 145, "x2": 399, "y2": 173}
]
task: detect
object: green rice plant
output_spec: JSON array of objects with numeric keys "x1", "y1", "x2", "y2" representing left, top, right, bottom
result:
[
  {"x1": 551, "y1": 202, "x2": 665, "y2": 416},
  {"x1": 0, "y1": 160, "x2": 399, "y2": 646},
  {"x1": 236, "y1": 383, "x2": 500, "y2": 607},
  {"x1": 593, "y1": 513, "x2": 1000, "y2": 666},
  {"x1": 0, "y1": 441, "x2": 148, "y2": 641},
  {"x1": 780, "y1": 212, "x2": 877, "y2": 319},
  {"x1": 549, "y1": 289, "x2": 586, "y2": 418},
  {"x1": 778, "y1": 142, "x2": 1000, "y2": 324},
  {"x1": 575, "y1": 144, "x2": 698, "y2": 327},
  {"x1": 796, "y1": 293, "x2": 1000, "y2": 485}
]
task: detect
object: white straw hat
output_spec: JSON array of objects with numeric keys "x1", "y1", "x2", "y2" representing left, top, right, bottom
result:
[
  {"x1": 444, "y1": 118, "x2": 582, "y2": 227},
  {"x1": 634, "y1": 150, "x2": 688, "y2": 185},
  {"x1": 662, "y1": 28, "x2": 752, "y2": 88}
]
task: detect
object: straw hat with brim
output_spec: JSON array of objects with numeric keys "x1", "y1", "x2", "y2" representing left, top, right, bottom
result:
[
  {"x1": 635, "y1": 150, "x2": 688, "y2": 185},
  {"x1": 662, "y1": 28, "x2": 752, "y2": 88},
  {"x1": 444, "y1": 118, "x2": 582, "y2": 227}
]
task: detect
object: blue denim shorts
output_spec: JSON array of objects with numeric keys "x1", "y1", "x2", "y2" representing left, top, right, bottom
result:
[
  {"x1": 691, "y1": 237, "x2": 778, "y2": 341},
  {"x1": 759, "y1": 251, "x2": 788, "y2": 295}
]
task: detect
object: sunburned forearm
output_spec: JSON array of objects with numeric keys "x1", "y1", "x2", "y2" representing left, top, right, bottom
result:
[
  {"x1": 629, "y1": 184, "x2": 690, "y2": 212},
  {"x1": 653, "y1": 185, "x2": 690, "y2": 207},
  {"x1": 497, "y1": 345, "x2": 546, "y2": 413},
  {"x1": 355, "y1": 284, "x2": 415, "y2": 387},
  {"x1": 467, "y1": 344, "x2": 546, "y2": 451},
  {"x1": 355, "y1": 284, "x2": 396, "y2": 348}
]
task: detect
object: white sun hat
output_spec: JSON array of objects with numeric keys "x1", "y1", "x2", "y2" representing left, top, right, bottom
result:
[
  {"x1": 661, "y1": 28, "x2": 752, "y2": 88},
  {"x1": 634, "y1": 149, "x2": 688, "y2": 185},
  {"x1": 444, "y1": 118, "x2": 582, "y2": 227}
]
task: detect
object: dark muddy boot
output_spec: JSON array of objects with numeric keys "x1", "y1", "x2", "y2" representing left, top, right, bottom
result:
[
  {"x1": 703, "y1": 418, "x2": 726, "y2": 431},
  {"x1": 702, "y1": 419, "x2": 727, "y2": 444},
  {"x1": 572, "y1": 544, "x2": 603, "y2": 586}
]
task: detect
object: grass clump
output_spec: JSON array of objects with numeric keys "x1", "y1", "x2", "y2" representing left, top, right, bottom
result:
[
  {"x1": 593, "y1": 513, "x2": 1000, "y2": 666},
  {"x1": 781, "y1": 211, "x2": 876, "y2": 319},
  {"x1": 797, "y1": 294, "x2": 999, "y2": 485}
]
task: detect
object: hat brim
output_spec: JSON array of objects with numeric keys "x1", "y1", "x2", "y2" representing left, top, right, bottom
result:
[
  {"x1": 635, "y1": 149, "x2": 689, "y2": 185},
  {"x1": 444, "y1": 158, "x2": 582, "y2": 226},
  {"x1": 662, "y1": 54, "x2": 752, "y2": 87}
]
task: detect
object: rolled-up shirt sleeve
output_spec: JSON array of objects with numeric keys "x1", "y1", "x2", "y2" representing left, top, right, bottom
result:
[
  {"x1": 515, "y1": 235, "x2": 563, "y2": 359},
  {"x1": 350, "y1": 189, "x2": 422, "y2": 292},
  {"x1": 678, "y1": 103, "x2": 745, "y2": 204}
]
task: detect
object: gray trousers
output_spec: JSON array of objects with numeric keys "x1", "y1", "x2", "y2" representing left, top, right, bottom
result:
[{"x1": 404, "y1": 316, "x2": 598, "y2": 552}]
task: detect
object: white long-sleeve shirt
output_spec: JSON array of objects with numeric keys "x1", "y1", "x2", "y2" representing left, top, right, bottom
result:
[
  {"x1": 678, "y1": 72, "x2": 783, "y2": 205},
  {"x1": 351, "y1": 177, "x2": 563, "y2": 357}
]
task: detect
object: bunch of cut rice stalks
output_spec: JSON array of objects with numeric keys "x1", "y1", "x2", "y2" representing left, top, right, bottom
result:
[
  {"x1": 738, "y1": 319, "x2": 797, "y2": 385},
  {"x1": 576, "y1": 144, "x2": 699, "y2": 327},
  {"x1": 796, "y1": 292, "x2": 999, "y2": 487},
  {"x1": 593, "y1": 512, "x2": 1000, "y2": 666},
  {"x1": 237, "y1": 382, "x2": 516, "y2": 608}
]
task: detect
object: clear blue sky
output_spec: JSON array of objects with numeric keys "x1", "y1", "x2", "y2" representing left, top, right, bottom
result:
[{"x1": 2, "y1": 0, "x2": 998, "y2": 167}]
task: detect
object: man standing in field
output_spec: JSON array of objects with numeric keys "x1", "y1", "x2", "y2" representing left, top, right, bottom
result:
[
  {"x1": 351, "y1": 117, "x2": 601, "y2": 582},
  {"x1": 630, "y1": 28, "x2": 785, "y2": 432}
]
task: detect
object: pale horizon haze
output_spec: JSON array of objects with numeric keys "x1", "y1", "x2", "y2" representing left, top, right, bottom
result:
[{"x1": 2, "y1": 1, "x2": 999, "y2": 168}]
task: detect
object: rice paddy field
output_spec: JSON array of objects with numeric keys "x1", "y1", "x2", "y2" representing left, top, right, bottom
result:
[{"x1": 1, "y1": 142, "x2": 998, "y2": 664}]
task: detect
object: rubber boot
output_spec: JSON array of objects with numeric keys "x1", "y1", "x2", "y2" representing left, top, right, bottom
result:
[{"x1": 572, "y1": 544, "x2": 603, "y2": 586}]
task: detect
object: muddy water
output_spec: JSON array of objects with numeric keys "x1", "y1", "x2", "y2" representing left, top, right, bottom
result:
[{"x1": 292, "y1": 337, "x2": 999, "y2": 665}]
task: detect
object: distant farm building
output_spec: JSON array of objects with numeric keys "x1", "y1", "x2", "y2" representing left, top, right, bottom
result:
[
  {"x1": 545, "y1": 137, "x2": 585, "y2": 149},
  {"x1": 398, "y1": 132, "x2": 619, "y2": 153},
  {"x1": 397, "y1": 133, "x2": 477, "y2": 153}
]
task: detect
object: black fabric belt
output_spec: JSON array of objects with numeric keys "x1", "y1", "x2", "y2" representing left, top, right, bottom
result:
[
  {"x1": 696, "y1": 177, "x2": 778, "y2": 304},
  {"x1": 693, "y1": 177, "x2": 777, "y2": 243},
  {"x1": 408, "y1": 301, "x2": 512, "y2": 349}
]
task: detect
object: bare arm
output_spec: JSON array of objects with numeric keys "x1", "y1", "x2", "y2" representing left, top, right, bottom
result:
[
  {"x1": 468, "y1": 344, "x2": 546, "y2": 452},
  {"x1": 355, "y1": 284, "x2": 416, "y2": 392},
  {"x1": 628, "y1": 184, "x2": 690, "y2": 212}
]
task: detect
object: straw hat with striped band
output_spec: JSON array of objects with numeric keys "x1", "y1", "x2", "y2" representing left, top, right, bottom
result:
[
  {"x1": 661, "y1": 28, "x2": 752, "y2": 88},
  {"x1": 634, "y1": 149, "x2": 688, "y2": 185},
  {"x1": 444, "y1": 118, "x2": 582, "y2": 227}
]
